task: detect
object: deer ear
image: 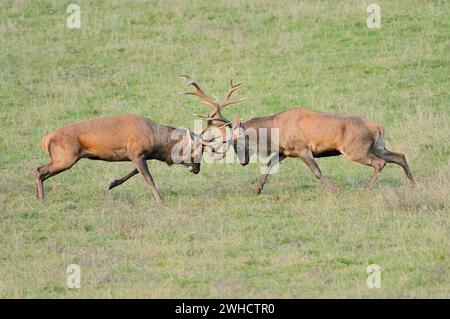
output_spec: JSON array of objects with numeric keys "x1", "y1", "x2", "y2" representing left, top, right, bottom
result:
[{"x1": 232, "y1": 114, "x2": 241, "y2": 129}]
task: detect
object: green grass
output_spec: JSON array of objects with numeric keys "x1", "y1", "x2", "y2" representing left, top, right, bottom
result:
[{"x1": 0, "y1": 0, "x2": 449, "y2": 298}]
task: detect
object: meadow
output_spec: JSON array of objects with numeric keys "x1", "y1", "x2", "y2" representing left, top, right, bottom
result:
[{"x1": 0, "y1": 0, "x2": 449, "y2": 298}]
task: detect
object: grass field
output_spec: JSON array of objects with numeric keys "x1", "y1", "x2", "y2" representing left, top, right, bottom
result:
[{"x1": 0, "y1": 0, "x2": 449, "y2": 298}]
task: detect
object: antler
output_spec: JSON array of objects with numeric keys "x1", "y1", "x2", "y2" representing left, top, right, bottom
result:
[
  {"x1": 199, "y1": 122, "x2": 228, "y2": 144},
  {"x1": 202, "y1": 136, "x2": 231, "y2": 159},
  {"x1": 178, "y1": 76, "x2": 244, "y2": 159},
  {"x1": 220, "y1": 80, "x2": 246, "y2": 109},
  {"x1": 193, "y1": 79, "x2": 246, "y2": 123},
  {"x1": 179, "y1": 75, "x2": 218, "y2": 111}
]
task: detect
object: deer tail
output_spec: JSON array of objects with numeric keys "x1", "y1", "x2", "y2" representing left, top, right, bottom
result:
[{"x1": 371, "y1": 125, "x2": 386, "y2": 157}]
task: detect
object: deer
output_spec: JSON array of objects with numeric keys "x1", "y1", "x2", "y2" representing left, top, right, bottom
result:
[
  {"x1": 182, "y1": 76, "x2": 416, "y2": 193},
  {"x1": 35, "y1": 111, "x2": 218, "y2": 203}
]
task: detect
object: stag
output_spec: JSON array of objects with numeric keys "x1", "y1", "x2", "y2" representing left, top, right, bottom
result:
[
  {"x1": 35, "y1": 114, "x2": 213, "y2": 203},
  {"x1": 182, "y1": 77, "x2": 415, "y2": 193}
]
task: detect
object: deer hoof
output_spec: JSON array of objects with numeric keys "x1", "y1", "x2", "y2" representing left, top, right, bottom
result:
[{"x1": 108, "y1": 180, "x2": 118, "y2": 190}]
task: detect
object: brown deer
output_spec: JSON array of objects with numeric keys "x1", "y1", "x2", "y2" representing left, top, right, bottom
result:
[
  {"x1": 182, "y1": 77, "x2": 415, "y2": 193},
  {"x1": 35, "y1": 114, "x2": 213, "y2": 203}
]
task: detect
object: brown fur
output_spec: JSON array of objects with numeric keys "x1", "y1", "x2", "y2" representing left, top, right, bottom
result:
[
  {"x1": 180, "y1": 77, "x2": 415, "y2": 193},
  {"x1": 228, "y1": 108, "x2": 415, "y2": 193}
]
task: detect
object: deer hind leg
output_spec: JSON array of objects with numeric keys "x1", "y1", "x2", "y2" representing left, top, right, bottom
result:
[
  {"x1": 256, "y1": 153, "x2": 286, "y2": 194},
  {"x1": 35, "y1": 159, "x2": 77, "y2": 202},
  {"x1": 375, "y1": 149, "x2": 415, "y2": 185},
  {"x1": 344, "y1": 151, "x2": 386, "y2": 189},
  {"x1": 131, "y1": 156, "x2": 162, "y2": 202},
  {"x1": 369, "y1": 133, "x2": 415, "y2": 185},
  {"x1": 35, "y1": 139, "x2": 79, "y2": 202},
  {"x1": 108, "y1": 168, "x2": 139, "y2": 190},
  {"x1": 365, "y1": 155, "x2": 386, "y2": 189}
]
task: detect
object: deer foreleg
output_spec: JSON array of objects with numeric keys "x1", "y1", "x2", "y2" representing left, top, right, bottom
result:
[
  {"x1": 297, "y1": 149, "x2": 337, "y2": 189},
  {"x1": 256, "y1": 153, "x2": 286, "y2": 194},
  {"x1": 132, "y1": 156, "x2": 163, "y2": 202}
]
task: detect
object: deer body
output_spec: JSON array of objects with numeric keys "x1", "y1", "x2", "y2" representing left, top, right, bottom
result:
[
  {"x1": 233, "y1": 108, "x2": 415, "y2": 192},
  {"x1": 35, "y1": 114, "x2": 201, "y2": 203},
  {"x1": 180, "y1": 76, "x2": 415, "y2": 193},
  {"x1": 239, "y1": 108, "x2": 381, "y2": 158}
]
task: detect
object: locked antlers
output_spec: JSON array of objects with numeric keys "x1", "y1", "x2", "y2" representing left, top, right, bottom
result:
[{"x1": 179, "y1": 75, "x2": 246, "y2": 159}]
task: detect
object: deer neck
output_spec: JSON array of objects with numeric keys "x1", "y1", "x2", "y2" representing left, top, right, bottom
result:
[{"x1": 151, "y1": 125, "x2": 181, "y2": 165}]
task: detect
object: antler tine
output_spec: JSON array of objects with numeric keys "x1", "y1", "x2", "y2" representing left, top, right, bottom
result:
[
  {"x1": 179, "y1": 74, "x2": 218, "y2": 111},
  {"x1": 204, "y1": 146, "x2": 228, "y2": 160},
  {"x1": 210, "y1": 139, "x2": 231, "y2": 155},
  {"x1": 192, "y1": 113, "x2": 230, "y2": 124},
  {"x1": 228, "y1": 79, "x2": 245, "y2": 94},
  {"x1": 179, "y1": 74, "x2": 192, "y2": 81},
  {"x1": 220, "y1": 79, "x2": 246, "y2": 109}
]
